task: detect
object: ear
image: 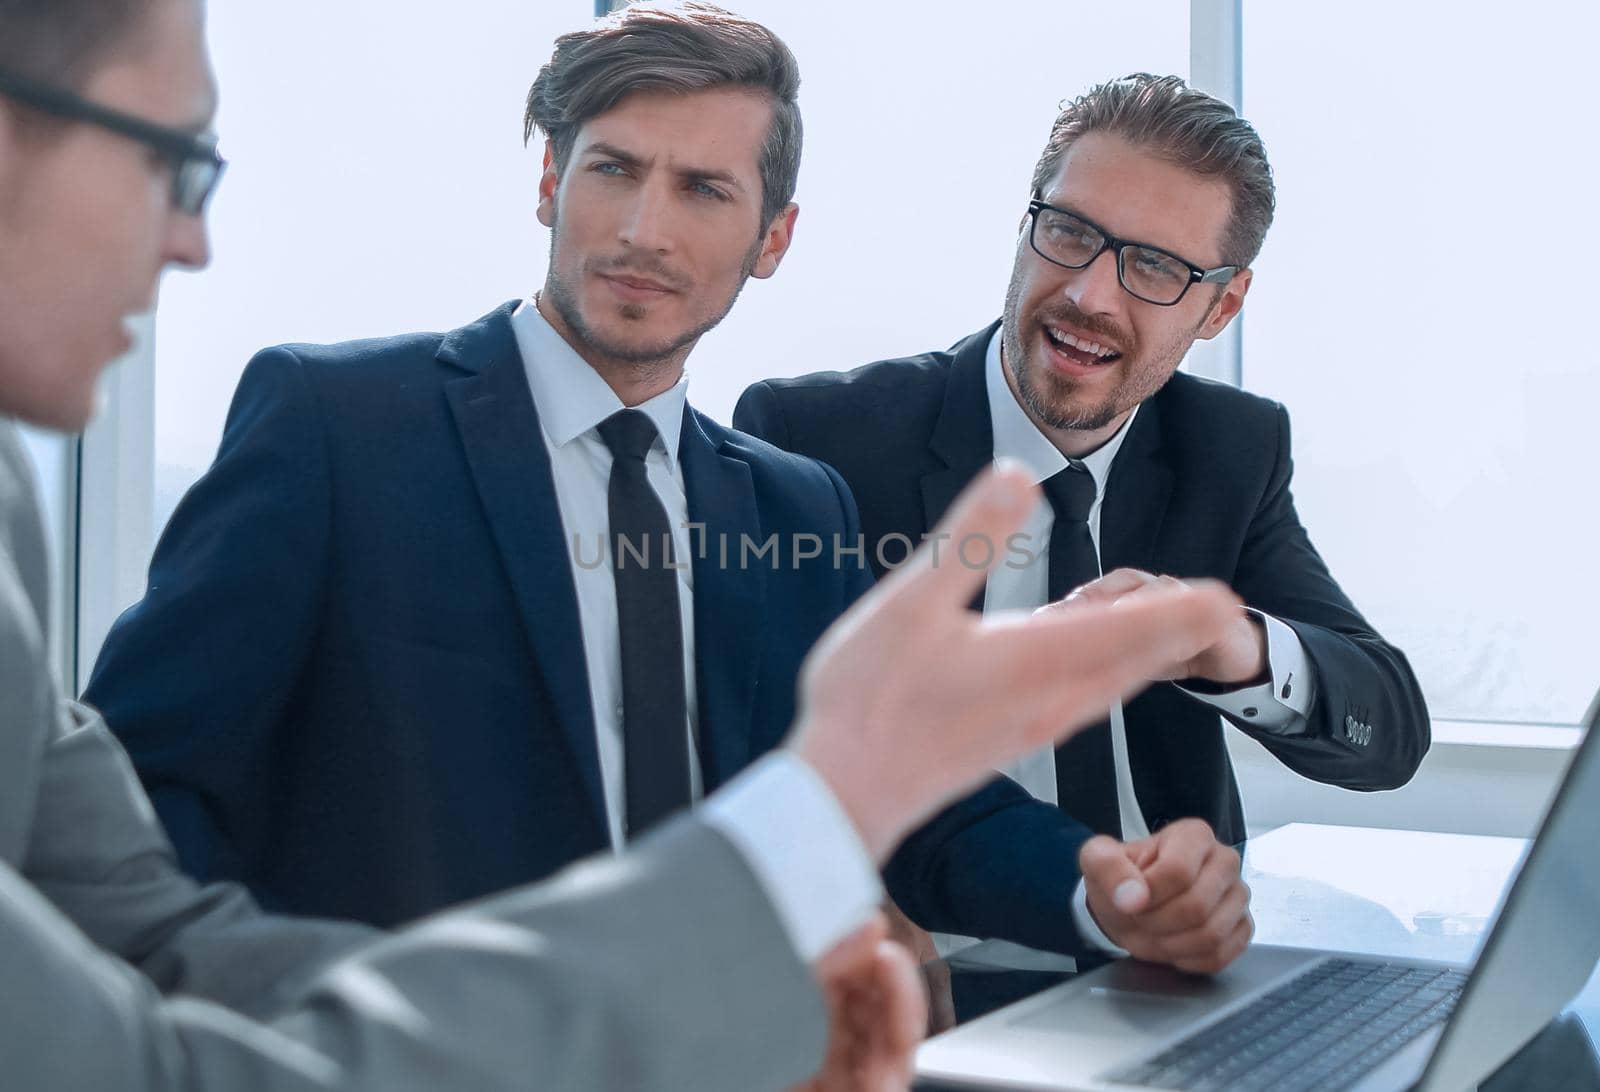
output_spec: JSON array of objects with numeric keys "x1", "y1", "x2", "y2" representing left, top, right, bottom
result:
[
  {"x1": 749, "y1": 202, "x2": 799, "y2": 280},
  {"x1": 536, "y1": 140, "x2": 559, "y2": 228},
  {"x1": 1195, "y1": 268, "x2": 1252, "y2": 340}
]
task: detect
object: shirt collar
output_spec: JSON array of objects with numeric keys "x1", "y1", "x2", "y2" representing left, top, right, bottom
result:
[
  {"x1": 984, "y1": 325, "x2": 1137, "y2": 496},
  {"x1": 511, "y1": 297, "x2": 689, "y2": 462}
]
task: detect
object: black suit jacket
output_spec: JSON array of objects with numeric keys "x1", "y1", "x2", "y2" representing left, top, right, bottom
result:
[
  {"x1": 85, "y1": 302, "x2": 871, "y2": 927},
  {"x1": 735, "y1": 321, "x2": 1430, "y2": 954}
]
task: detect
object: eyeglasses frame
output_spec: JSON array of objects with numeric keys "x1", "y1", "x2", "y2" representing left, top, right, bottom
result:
[
  {"x1": 1025, "y1": 197, "x2": 1239, "y2": 307},
  {"x1": 0, "y1": 64, "x2": 224, "y2": 216}
]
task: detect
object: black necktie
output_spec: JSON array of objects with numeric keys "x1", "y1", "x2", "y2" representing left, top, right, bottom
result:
[
  {"x1": 597, "y1": 409, "x2": 691, "y2": 838},
  {"x1": 1043, "y1": 465, "x2": 1123, "y2": 837}
]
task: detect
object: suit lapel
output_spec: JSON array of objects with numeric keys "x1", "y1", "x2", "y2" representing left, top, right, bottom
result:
[
  {"x1": 440, "y1": 304, "x2": 607, "y2": 829},
  {"x1": 679, "y1": 409, "x2": 765, "y2": 790},
  {"x1": 1100, "y1": 396, "x2": 1174, "y2": 583},
  {"x1": 920, "y1": 325, "x2": 997, "y2": 609}
]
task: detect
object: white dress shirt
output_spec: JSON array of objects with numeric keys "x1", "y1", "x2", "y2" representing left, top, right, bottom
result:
[
  {"x1": 978, "y1": 328, "x2": 1317, "y2": 953},
  {"x1": 510, "y1": 300, "x2": 879, "y2": 962}
]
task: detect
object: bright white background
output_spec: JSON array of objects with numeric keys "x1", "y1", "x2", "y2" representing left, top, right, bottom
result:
[
  {"x1": 1242, "y1": 1, "x2": 1598, "y2": 726},
  {"x1": 152, "y1": 0, "x2": 1187, "y2": 523},
  {"x1": 31, "y1": 1, "x2": 1586, "y2": 836}
]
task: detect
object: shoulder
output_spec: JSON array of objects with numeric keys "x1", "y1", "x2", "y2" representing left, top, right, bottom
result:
[
  {"x1": 695, "y1": 412, "x2": 857, "y2": 528},
  {"x1": 736, "y1": 332, "x2": 986, "y2": 454},
  {"x1": 226, "y1": 305, "x2": 518, "y2": 431},
  {"x1": 746, "y1": 346, "x2": 954, "y2": 417},
  {"x1": 243, "y1": 327, "x2": 455, "y2": 397},
  {"x1": 1152, "y1": 371, "x2": 1288, "y2": 449}
]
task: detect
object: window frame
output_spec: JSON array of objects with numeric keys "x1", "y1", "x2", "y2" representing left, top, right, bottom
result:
[{"x1": 56, "y1": 0, "x2": 1577, "y2": 841}]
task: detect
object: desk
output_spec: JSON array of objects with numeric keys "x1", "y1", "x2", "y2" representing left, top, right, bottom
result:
[{"x1": 916, "y1": 823, "x2": 1600, "y2": 1089}]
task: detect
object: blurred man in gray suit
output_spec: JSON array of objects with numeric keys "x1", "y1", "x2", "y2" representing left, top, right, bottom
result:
[{"x1": 0, "y1": 0, "x2": 1240, "y2": 1088}]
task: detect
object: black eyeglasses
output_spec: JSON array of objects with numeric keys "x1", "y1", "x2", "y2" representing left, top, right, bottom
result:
[
  {"x1": 1025, "y1": 198, "x2": 1237, "y2": 306},
  {"x1": 0, "y1": 65, "x2": 225, "y2": 216}
]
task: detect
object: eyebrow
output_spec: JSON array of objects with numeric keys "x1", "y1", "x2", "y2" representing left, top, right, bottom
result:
[
  {"x1": 580, "y1": 140, "x2": 747, "y2": 192},
  {"x1": 1046, "y1": 198, "x2": 1197, "y2": 261}
]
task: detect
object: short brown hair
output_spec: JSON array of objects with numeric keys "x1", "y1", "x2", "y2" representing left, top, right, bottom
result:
[
  {"x1": 0, "y1": 0, "x2": 153, "y2": 85},
  {"x1": 524, "y1": 1, "x2": 802, "y2": 232},
  {"x1": 0, "y1": 0, "x2": 157, "y2": 139},
  {"x1": 1032, "y1": 73, "x2": 1276, "y2": 268}
]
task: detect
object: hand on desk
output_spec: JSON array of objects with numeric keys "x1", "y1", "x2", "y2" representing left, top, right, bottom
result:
[
  {"x1": 794, "y1": 912, "x2": 926, "y2": 1092},
  {"x1": 1056, "y1": 568, "x2": 1266, "y2": 687},
  {"x1": 1080, "y1": 818, "x2": 1253, "y2": 975}
]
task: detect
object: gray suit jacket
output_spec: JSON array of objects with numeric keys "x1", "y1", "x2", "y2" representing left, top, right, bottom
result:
[{"x1": 0, "y1": 421, "x2": 824, "y2": 1090}]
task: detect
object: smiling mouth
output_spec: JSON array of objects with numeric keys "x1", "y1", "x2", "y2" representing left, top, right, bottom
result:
[{"x1": 1043, "y1": 323, "x2": 1122, "y2": 368}]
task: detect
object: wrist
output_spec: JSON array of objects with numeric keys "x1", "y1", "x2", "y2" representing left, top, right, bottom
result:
[
  {"x1": 1196, "y1": 611, "x2": 1269, "y2": 687},
  {"x1": 786, "y1": 724, "x2": 904, "y2": 864}
]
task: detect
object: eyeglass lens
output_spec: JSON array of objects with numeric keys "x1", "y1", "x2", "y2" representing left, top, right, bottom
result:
[{"x1": 1032, "y1": 207, "x2": 1192, "y2": 305}]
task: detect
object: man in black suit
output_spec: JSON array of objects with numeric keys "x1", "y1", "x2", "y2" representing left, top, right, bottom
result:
[
  {"x1": 84, "y1": 4, "x2": 876, "y2": 928},
  {"x1": 736, "y1": 73, "x2": 1430, "y2": 969}
]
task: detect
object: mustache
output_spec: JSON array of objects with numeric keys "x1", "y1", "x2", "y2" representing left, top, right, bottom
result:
[
  {"x1": 587, "y1": 255, "x2": 689, "y2": 292},
  {"x1": 1038, "y1": 301, "x2": 1133, "y2": 353}
]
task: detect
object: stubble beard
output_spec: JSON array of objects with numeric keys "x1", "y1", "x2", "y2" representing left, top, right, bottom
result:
[
  {"x1": 542, "y1": 213, "x2": 763, "y2": 377},
  {"x1": 999, "y1": 263, "x2": 1202, "y2": 433}
]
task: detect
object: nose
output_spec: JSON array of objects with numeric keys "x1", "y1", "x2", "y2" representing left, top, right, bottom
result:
[
  {"x1": 1062, "y1": 247, "x2": 1123, "y2": 317},
  {"x1": 617, "y1": 178, "x2": 674, "y2": 254},
  {"x1": 163, "y1": 207, "x2": 212, "y2": 271}
]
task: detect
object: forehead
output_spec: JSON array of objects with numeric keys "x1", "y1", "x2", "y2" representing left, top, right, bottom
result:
[
  {"x1": 572, "y1": 86, "x2": 772, "y2": 182},
  {"x1": 1041, "y1": 130, "x2": 1233, "y2": 263},
  {"x1": 81, "y1": 0, "x2": 217, "y2": 130}
]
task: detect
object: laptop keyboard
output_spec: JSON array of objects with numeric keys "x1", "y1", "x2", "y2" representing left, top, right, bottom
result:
[{"x1": 1103, "y1": 957, "x2": 1467, "y2": 1091}]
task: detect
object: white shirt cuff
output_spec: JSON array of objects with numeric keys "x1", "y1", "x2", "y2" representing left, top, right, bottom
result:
[
  {"x1": 702, "y1": 752, "x2": 883, "y2": 963},
  {"x1": 1176, "y1": 609, "x2": 1317, "y2": 735},
  {"x1": 1070, "y1": 878, "x2": 1129, "y2": 957}
]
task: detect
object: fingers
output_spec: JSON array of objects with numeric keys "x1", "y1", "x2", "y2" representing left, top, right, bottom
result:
[
  {"x1": 1077, "y1": 820, "x2": 1253, "y2": 975},
  {"x1": 1057, "y1": 567, "x2": 1159, "y2": 608},
  {"x1": 1079, "y1": 835, "x2": 1151, "y2": 917},
  {"x1": 814, "y1": 912, "x2": 889, "y2": 985},
  {"x1": 1139, "y1": 819, "x2": 1228, "y2": 909},
  {"x1": 993, "y1": 581, "x2": 1242, "y2": 752},
  {"x1": 878, "y1": 461, "x2": 1037, "y2": 612},
  {"x1": 819, "y1": 940, "x2": 925, "y2": 1092},
  {"x1": 872, "y1": 940, "x2": 927, "y2": 1059},
  {"x1": 1167, "y1": 901, "x2": 1254, "y2": 976}
]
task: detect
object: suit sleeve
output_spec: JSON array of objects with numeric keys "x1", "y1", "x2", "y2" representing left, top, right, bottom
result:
[
  {"x1": 1223, "y1": 405, "x2": 1430, "y2": 789},
  {"x1": 81, "y1": 347, "x2": 333, "y2": 897},
  {"x1": 883, "y1": 774, "x2": 1100, "y2": 956},
  {"x1": 4, "y1": 784, "x2": 826, "y2": 1092}
]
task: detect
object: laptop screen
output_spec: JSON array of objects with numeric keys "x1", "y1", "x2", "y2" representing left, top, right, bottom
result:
[{"x1": 1417, "y1": 689, "x2": 1600, "y2": 1090}]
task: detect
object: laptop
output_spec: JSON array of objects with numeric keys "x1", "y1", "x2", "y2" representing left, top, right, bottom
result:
[{"x1": 916, "y1": 689, "x2": 1600, "y2": 1091}]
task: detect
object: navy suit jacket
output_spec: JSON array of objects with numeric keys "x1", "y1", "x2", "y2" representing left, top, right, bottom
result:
[
  {"x1": 735, "y1": 322, "x2": 1431, "y2": 955},
  {"x1": 85, "y1": 303, "x2": 871, "y2": 927}
]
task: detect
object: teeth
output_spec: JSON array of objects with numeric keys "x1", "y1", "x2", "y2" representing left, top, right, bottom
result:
[{"x1": 1047, "y1": 326, "x2": 1117, "y2": 360}]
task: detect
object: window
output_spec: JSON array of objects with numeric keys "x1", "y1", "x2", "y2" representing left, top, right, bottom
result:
[
  {"x1": 151, "y1": 0, "x2": 1187, "y2": 530},
  {"x1": 152, "y1": 2, "x2": 584, "y2": 533},
  {"x1": 665, "y1": 2, "x2": 1189, "y2": 419},
  {"x1": 1241, "y1": 1, "x2": 1597, "y2": 726}
]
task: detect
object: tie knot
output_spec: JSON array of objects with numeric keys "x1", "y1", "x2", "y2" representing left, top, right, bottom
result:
[
  {"x1": 597, "y1": 409, "x2": 659, "y2": 462},
  {"x1": 1042, "y1": 463, "x2": 1096, "y2": 523}
]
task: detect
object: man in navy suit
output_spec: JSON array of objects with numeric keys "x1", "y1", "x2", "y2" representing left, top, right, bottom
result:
[
  {"x1": 84, "y1": 4, "x2": 873, "y2": 927},
  {"x1": 736, "y1": 74, "x2": 1430, "y2": 969}
]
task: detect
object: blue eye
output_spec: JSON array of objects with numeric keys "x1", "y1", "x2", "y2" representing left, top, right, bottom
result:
[{"x1": 690, "y1": 181, "x2": 726, "y2": 200}]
